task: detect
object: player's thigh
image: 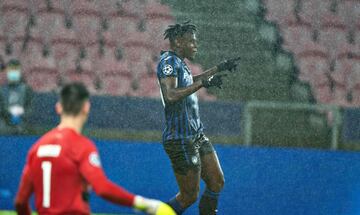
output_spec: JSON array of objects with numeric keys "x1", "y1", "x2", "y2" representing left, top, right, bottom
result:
[
  {"x1": 163, "y1": 139, "x2": 201, "y2": 193},
  {"x1": 198, "y1": 135, "x2": 225, "y2": 190}
]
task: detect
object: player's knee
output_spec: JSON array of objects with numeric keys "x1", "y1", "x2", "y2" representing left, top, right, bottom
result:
[
  {"x1": 208, "y1": 174, "x2": 225, "y2": 193},
  {"x1": 181, "y1": 189, "x2": 199, "y2": 207}
]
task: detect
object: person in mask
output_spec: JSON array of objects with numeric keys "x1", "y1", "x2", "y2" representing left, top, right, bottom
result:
[{"x1": 0, "y1": 59, "x2": 33, "y2": 134}]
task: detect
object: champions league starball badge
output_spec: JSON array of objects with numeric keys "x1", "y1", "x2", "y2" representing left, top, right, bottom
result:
[{"x1": 163, "y1": 64, "x2": 173, "y2": 75}]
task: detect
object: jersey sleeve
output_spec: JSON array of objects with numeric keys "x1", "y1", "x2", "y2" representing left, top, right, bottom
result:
[
  {"x1": 157, "y1": 56, "x2": 180, "y2": 78},
  {"x1": 78, "y1": 139, "x2": 135, "y2": 207},
  {"x1": 15, "y1": 150, "x2": 34, "y2": 215}
]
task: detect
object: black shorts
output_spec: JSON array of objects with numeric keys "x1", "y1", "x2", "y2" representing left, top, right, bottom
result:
[{"x1": 163, "y1": 133, "x2": 215, "y2": 175}]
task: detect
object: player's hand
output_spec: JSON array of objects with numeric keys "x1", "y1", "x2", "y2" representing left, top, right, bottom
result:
[
  {"x1": 216, "y1": 57, "x2": 241, "y2": 72},
  {"x1": 202, "y1": 74, "x2": 227, "y2": 89},
  {"x1": 134, "y1": 196, "x2": 176, "y2": 215}
]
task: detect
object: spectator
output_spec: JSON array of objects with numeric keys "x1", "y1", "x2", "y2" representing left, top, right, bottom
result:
[
  {"x1": 0, "y1": 59, "x2": 33, "y2": 134},
  {"x1": 0, "y1": 55, "x2": 5, "y2": 72}
]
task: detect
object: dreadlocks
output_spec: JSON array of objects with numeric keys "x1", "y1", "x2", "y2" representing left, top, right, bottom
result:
[{"x1": 164, "y1": 20, "x2": 197, "y2": 44}]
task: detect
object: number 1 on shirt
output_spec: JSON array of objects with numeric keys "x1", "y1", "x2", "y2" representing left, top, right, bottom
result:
[{"x1": 41, "y1": 161, "x2": 52, "y2": 208}]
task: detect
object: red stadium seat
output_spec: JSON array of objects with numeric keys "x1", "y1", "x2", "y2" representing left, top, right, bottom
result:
[
  {"x1": 68, "y1": 0, "x2": 100, "y2": 16},
  {"x1": 30, "y1": 10, "x2": 66, "y2": 46},
  {"x1": 281, "y1": 21, "x2": 313, "y2": 53},
  {"x1": 106, "y1": 14, "x2": 140, "y2": 45},
  {"x1": 123, "y1": 32, "x2": 153, "y2": 62},
  {"x1": 131, "y1": 76, "x2": 160, "y2": 98},
  {"x1": 1, "y1": 0, "x2": 29, "y2": 11},
  {"x1": 263, "y1": 0, "x2": 297, "y2": 24},
  {"x1": 145, "y1": 2, "x2": 172, "y2": 18},
  {"x1": 299, "y1": 0, "x2": 331, "y2": 26},
  {"x1": 25, "y1": 55, "x2": 59, "y2": 92},
  {"x1": 296, "y1": 42, "x2": 329, "y2": 82},
  {"x1": 1, "y1": 7, "x2": 28, "y2": 42},
  {"x1": 310, "y1": 73, "x2": 332, "y2": 104},
  {"x1": 64, "y1": 61, "x2": 98, "y2": 94},
  {"x1": 145, "y1": 16, "x2": 173, "y2": 52},
  {"x1": 72, "y1": 13, "x2": 101, "y2": 47},
  {"x1": 97, "y1": 46, "x2": 131, "y2": 77},
  {"x1": 197, "y1": 88, "x2": 217, "y2": 101},
  {"x1": 51, "y1": 24, "x2": 80, "y2": 60},
  {"x1": 318, "y1": 14, "x2": 348, "y2": 53},
  {"x1": 337, "y1": 0, "x2": 357, "y2": 29},
  {"x1": 100, "y1": 73, "x2": 133, "y2": 96}
]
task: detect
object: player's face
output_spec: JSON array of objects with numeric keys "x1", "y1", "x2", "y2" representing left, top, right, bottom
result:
[{"x1": 181, "y1": 33, "x2": 198, "y2": 60}]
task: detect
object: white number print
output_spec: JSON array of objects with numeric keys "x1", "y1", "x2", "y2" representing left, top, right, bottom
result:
[{"x1": 41, "y1": 161, "x2": 52, "y2": 208}]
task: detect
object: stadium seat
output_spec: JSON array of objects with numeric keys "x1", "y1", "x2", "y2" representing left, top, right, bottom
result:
[
  {"x1": 68, "y1": 0, "x2": 100, "y2": 16},
  {"x1": 310, "y1": 73, "x2": 332, "y2": 104},
  {"x1": 25, "y1": 55, "x2": 59, "y2": 92},
  {"x1": 1, "y1": 7, "x2": 28, "y2": 42},
  {"x1": 64, "y1": 63, "x2": 98, "y2": 94},
  {"x1": 296, "y1": 42, "x2": 329, "y2": 82},
  {"x1": 318, "y1": 13, "x2": 348, "y2": 50},
  {"x1": 145, "y1": 16, "x2": 173, "y2": 51},
  {"x1": 51, "y1": 24, "x2": 80, "y2": 60},
  {"x1": 100, "y1": 73, "x2": 133, "y2": 96},
  {"x1": 299, "y1": 0, "x2": 331, "y2": 25},
  {"x1": 131, "y1": 76, "x2": 160, "y2": 98},
  {"x1": 72, "y1": 13, "x2": 101, "y2": 47},
  {"x1": 30, "y1": 9, "x2": 66, "y2": 47},
  {"x1": 97, "y1": 46, "x2": 131, "y2": 77},
  {"x1": 337, "y1": 0, "x2": 357, "y2": 29},
  {"x1": 145, "y1": 1, "x2": 172, "y2": 19},
  {"x1": 106, "y1": 14, "x2": 139, "y2": 45},
  {"x1": 263, "y1": 0, "x2": 296, "y2": 24},
  {"x1": 1, "y1": 0, "x2": 29, "y2": 11},
  {"x1": 197, "y1": 88, "x2": 217, "y2": 101},
  {"x1": 281, "y1": 21, "x2": 313, "y2": 53}
]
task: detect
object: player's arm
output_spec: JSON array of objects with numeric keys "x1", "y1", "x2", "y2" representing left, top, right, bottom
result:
[
  {"x1": 160, "y1": 76, "x2": 203, "y2": 103},
  {"x1": 14, "y1": 165, "x2": 33, "y2": 215},
  {"x1": 79, "y1": 144, "x2": 175, "y2": 215},
  {"x1": 193, "y1": 66, "x2": 219, "y2": 82},
  {"x1": 193, "y1": 57, "x2": 241, "y2": 82}
]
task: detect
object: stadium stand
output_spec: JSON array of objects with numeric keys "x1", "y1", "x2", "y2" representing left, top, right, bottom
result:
[
  {"x1": 0, "y1": 0, "x2": 214, "y2": 100},
  {"x1": 263, "y1": 0, "x2": 360, "y2": 107}
]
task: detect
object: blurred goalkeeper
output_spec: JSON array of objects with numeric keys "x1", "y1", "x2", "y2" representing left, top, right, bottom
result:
[
  {"x1": 157, "y1": 21, "x2": 240, "y2": 215},
  {"x1": 15, "y1": 82, "x2": 175, "y2": 215}
]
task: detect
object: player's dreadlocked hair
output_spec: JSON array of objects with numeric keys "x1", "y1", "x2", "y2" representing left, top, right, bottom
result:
[{"x1": 164, "y1": 20, "x2": 197, "y2": 44}]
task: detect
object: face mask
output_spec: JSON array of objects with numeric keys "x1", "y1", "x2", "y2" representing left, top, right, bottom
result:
[{"x1": 7, "y1": 70, "x2": 21, "y2": 82}]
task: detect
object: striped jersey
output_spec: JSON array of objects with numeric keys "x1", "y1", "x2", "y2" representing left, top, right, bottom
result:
[{"x1": 157, "y1": 51, "x2": 203, "y2": 142}]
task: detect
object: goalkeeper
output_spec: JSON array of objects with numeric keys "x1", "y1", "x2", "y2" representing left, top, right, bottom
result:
[
  {"x1": 156, "y1": 20, "x2": 240, "y2": 215},
  {"x1": 15, "y1": 82, "x2": 175, "y2": 215}
]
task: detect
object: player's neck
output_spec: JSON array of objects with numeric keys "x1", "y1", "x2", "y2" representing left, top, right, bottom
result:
[
  {"x1": 58, "y1": 116, "x2": 85, "y2": 134},
  {"x1": 170, "y1": 48, "x2": 185, "y2": 60}
]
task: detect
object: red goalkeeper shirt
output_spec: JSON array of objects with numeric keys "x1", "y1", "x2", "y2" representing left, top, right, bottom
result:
[{"x1": 15, "y1": 127, "x2": 135, "y2": 215}]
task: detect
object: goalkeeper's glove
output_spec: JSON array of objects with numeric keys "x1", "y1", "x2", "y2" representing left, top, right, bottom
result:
[
  {"x1": 216, "y1": 57, "x2": 241, "y2": 72},
  {"x1": 202, "y1": 74, "x2": 227, "y2": 89},
  {"x1": 133, "y1": 195, "x2": 176, "y2": 215}
]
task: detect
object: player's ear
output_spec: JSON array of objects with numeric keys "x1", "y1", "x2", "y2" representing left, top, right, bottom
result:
[
  {"x1": 83, "y1": 100, "x2": 90, "y2": 115},
  {"x1": 55, "y1": 102, "x2": 62, "y2": 115},
  {"x1": 174, "y1": 37, "x2": 182, "y2": 49}
]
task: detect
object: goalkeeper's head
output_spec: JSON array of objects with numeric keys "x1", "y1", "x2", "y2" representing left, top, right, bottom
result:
[
  {"x1": 56, "y1": 82, "x2": 90, "y2": 126},
  {"x1": 164, "y1": 20, "x2": 198, "y2": 60}
]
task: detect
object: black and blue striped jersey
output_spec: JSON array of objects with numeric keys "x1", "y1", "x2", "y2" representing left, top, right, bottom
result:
[{"x1": 157, "y1": 51, "x2": 203, "y2": 143}]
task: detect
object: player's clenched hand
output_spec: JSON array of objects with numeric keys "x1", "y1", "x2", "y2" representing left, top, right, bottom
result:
[
  {"x1": 202, "y1": 74, "x2": 227, "y2": 89},
  {"x1": 134, "y1": 196, "x2": 176, "y2": 215},
  {"x1": 216, "y1": 57, "x2": 241, "y2": 72}
]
